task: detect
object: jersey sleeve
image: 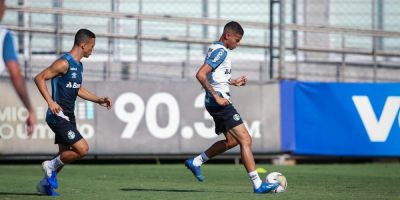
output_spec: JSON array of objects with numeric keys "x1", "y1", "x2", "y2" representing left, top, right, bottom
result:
[
  {"x1": 2, "y1": 31, "x2": 18, "y2": 64},
  {"x1": 205, "y1": 48, "x2": 227, "y2": 69}
]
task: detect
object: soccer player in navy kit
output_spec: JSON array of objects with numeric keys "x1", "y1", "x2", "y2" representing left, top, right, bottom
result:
[
  {"x1": 184, "y1": 21, "x2": 279, "y2": 193},
  {"x1": 34, "y1": 29, "x2": 112, "y2": 196}
]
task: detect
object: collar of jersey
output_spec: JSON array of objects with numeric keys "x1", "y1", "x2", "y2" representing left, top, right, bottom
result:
[
  {"x1": 64, "y1": 53, "x2": 82, "y2": 67},
  {"x1": 213, "y1": 41, "x2": 224, "y2": 46}
]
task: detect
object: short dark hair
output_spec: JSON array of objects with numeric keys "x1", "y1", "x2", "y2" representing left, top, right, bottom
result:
[
  {"x1": 223, "y1": 21, "x2": 244, "y2": 35},
  {"x1": 74, "y1": 29, "x2": 96, "y2": 46}
]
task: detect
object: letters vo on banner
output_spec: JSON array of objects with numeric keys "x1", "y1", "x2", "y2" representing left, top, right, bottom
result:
[{"x1": 280, "y1": 81, "x2": 400, "y2": 156}]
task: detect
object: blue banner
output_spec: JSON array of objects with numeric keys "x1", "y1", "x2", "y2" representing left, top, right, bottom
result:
[{"x1": 281, "y1": 80, "x2": 400, "y2": 156}]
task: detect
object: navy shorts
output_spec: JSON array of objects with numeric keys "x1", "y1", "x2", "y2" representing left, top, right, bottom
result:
[
  {"x1": 206, "y1": 104, "x2": 244, "y2": 135},
  {"x1": 46, "y1": 113, "x2": 83, "y2": 146}
]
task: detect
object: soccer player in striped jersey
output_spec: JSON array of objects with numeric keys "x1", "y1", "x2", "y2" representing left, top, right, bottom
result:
[{"x1": 184, "y1": 21, "x2": 279, "y2": 193}]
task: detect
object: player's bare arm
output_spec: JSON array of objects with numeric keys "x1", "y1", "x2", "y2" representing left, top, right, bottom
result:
[
  {"x1": 7, "y1": 60, "x2": 36, "y2": 135},
  {"x1": 34, "y1": 59, "x2": 68, "y2": 114},
  {"x1": 196, "y1": 63, "x2": 230, "y2": 106},
  {"x1": 78, "y1": 87, "x2": 112, "y2": 110},
  {"x1": 7, "y1": 60, "x2": 34, "y2": 112},
  {"x1": 229, "y1": 75, "x2": 247, "y2": 86}
]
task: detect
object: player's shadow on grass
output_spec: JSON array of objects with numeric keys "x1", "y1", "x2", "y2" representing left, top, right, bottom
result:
[
  {"x1": 0, "y1": 192, "x2": 42, "y2": 196},
  {"x1": 121, "y1": 188, "x2": 204, "y2": 193},
  {"x1": 120, "y1": 188, "x2": 247, "y2": 194}
]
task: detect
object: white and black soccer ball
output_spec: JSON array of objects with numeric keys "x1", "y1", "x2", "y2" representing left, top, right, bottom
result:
[{"x1": 265, "y1": 172, "x2": 288, "y2": 193}]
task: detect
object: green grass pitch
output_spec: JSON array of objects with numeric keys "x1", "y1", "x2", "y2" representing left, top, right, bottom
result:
[{"x1": 0, "y1": 163, "x2": 399, "y2": 200}]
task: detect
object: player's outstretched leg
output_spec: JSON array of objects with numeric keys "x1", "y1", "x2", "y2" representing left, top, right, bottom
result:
[
  {"x1": 184, "y1": 158, "x2": 205, "y2": 182},
  {"x1": 36, "y1": 177, "x2": 60, "y2": 196},
  {"x1": 42, "y1": 160, "x2": 59, "y2": 189},
  {"x1": 253, "y1": 182, "x2": 280, "y2": 193},
  {"x1": 227, "y1": 125, "x2": 280, "y2": 193}
]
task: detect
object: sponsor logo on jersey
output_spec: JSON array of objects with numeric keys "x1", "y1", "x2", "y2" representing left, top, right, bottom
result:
[
  {"x1": 66, "y1": 82, "x2": 81, "y2": 88},
  {"x1": 71, "y1": 72, "x2": 77, "y2": 79},
  {"x1": 212, "y1": 49, "x2": 224, "y2": 63}
]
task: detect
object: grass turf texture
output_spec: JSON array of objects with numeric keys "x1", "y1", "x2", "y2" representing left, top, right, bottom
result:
[{"x1": 0, "y1": 163, "x2": 399, "y2": 200}]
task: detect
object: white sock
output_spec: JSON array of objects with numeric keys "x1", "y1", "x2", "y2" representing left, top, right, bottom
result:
[
  {"x1": 248, "y1": 170, "x2": 262, "y2": 189},
  {"x1": 200, "y1": 152, "x2": 210, "y2": 162},
  {"x1": 192, "y1": 152, "x2": 209, "y2": 167},
  {"x1": 49, "y1": 155, "x2": 64, "y2": 170}
]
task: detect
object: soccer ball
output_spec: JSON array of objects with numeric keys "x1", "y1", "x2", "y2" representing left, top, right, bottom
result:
[{"x1": 265, "y1": 172, "x2": 287, "y2": 193}]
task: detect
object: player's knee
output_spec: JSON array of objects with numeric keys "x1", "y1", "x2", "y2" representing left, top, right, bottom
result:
[
  {"x1": 82, "y1": 147, "x2": 89, "y2": 157},
  {"x1": 77, "y1": 146, "x2": 89, "y2": 158},
  {"x1": 227, "y1": 139, "x2": 239, "y2": 148}
]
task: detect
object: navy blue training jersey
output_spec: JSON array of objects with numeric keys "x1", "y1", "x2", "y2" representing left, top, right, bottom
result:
[{"x1": 48, "y1": 53, "x2": 83, "y2": 115}]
